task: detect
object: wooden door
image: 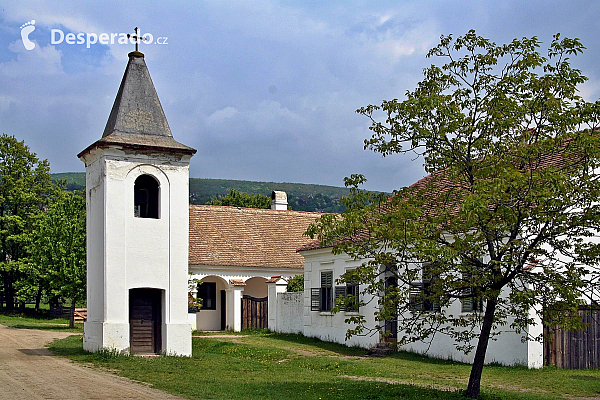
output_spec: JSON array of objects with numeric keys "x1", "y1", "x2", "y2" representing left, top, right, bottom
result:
[
  {"x1": 220, "y1": 290, "x2": 226, "y2": 330},
  {"x1": 384, "y1": 277, "x2": 398, "y2": 339},
  {"x1": 129, "y1": 289, "x2": 162, "y2": 354},
  {"x1": 241, "y1": 295, "x2": 268, "y2": 330}
]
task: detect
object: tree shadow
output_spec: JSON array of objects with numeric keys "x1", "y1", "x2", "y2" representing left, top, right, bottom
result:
[
  {"x1": 10, "y1": 323, "x2": 81, "y2": 332},
  {"x1": 264, "y1": 333, "x2": 369, "y2": 357}
]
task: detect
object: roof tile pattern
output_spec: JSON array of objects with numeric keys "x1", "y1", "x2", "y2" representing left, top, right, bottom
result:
[{"x1": 189, "y1": 205, "x2": 322, "y2": 269}]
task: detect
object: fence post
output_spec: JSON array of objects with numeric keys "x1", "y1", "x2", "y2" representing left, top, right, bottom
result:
[{"x1": 267, "y1": 276, "x2": 287, "y2": 332}]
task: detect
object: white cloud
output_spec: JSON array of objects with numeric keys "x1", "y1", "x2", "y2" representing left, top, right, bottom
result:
[
  {"x1": 1, "y1": 42, "x2": 64, "y2": 78},
  {"x1": 579, "y1": 78, "x2": 600, "y2": 102},
  {"x1": 206, "y1": 106, "x2": 239, "y2": 124}
]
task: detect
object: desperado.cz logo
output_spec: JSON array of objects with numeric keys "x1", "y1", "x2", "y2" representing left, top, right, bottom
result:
[
  {"x1": 20, "y1": 22, "x2": 167, "y2": 50},
  {"x1": 20, "y1": 20, "x2": 36, "y2": 50}
]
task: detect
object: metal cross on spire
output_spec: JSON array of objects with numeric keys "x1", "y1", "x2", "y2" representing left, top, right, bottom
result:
[{"x1": 127, "y1": 27, "x2": 148, "y2": 52}]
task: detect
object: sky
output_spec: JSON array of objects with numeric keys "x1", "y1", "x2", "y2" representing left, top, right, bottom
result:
[{"x1": 0, "y1": 1, "x2": 599, "y2": 192}]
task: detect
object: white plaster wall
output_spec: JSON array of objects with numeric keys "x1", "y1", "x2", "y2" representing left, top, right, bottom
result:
[
  {"x1": 275, "y1": 292, "x2": 303, "y2": 334},
  {"x1": 244, "y1": 277, "x2": 268, "y2": 298},
  {"x1": 81, "y1": 147, "x2": 192, "y2": 356},
  {"x1": 300, "y1": 248, "x2": 544, "y2": 366},
  {"x1": 83, "y1": 151, "x2": 106, "y2": 351},
  {"x1": 397, "y1": 296, "x2": 532, "y2": 367},
  {"x1": 125, "y1": 163, "x2": 170, "y2": 292},
  {"x1": 301, "y1": 250, "x2": 380, "y2": 349}
]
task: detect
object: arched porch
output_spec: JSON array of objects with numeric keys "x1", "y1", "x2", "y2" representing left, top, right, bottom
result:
[
  {"x1": 189, "y1": 274, "x2": 273, "y2": 332},
  {"x1": 193, "y1": 275, "x2": 228, "y2": 331}
]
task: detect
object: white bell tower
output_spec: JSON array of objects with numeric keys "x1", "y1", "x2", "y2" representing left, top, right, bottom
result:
[{"x1": 78, "y1": 49, "x2": 195, "y2": 356}]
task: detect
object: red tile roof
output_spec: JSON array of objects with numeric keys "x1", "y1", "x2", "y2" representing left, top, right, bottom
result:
[{"x1": 189, "y1": 205, "x2": 323, "y2": 269}]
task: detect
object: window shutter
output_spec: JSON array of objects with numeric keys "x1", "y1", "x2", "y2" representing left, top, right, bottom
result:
[
  {"x1": 347, "y1": 283, "x2": 359, "y2": 311},
  {"x1": 409, "y1": 284, "x2": 423, "y2": 312},
  {"x1": 311, "y1": 288, "x2": 321, "y2": 311},
  {"x1": 321, "y1": 271, "x2": 333, "y2": 287},
  {"x1": 335, "y1": 286, "x2": 347, "y2": 311},
  {"x1": 461, "y1": 297, "x2": 473, "y2": 313}
]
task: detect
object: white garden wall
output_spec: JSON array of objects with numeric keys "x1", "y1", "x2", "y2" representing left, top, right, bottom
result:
[{"x1": 274, "y1": 292, "x2": 303, "y2": 334}]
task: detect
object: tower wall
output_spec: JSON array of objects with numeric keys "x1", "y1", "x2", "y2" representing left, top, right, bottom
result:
[{"x1": 82, "y1": 147, "x2": 192, "y2": 356}]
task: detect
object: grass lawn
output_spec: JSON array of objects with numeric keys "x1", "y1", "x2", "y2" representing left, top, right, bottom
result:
[
  {"x1": 0, "y1": 311, "x2": 83, "y2": 332},
  {"x1": 47, "y1": 331, "x2": 600, "y2": 400}
]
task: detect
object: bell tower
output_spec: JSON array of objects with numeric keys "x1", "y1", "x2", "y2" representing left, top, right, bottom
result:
[{"x1": 78, "y1": 49, "x2": 195, "y2": 356}]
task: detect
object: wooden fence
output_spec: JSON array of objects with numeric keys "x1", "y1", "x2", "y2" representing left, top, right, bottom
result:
[
  {"x1": 544, "y1": 308, "x2": 600, "y2": 369},
  {"x1": 49, "y1": 305, "x2": 87, "y2": 322}
]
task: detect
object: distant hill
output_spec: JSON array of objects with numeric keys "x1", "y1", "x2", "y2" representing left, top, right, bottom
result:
[{"x1": 52, "y1": 172, "x2": 350, "y2": 213}]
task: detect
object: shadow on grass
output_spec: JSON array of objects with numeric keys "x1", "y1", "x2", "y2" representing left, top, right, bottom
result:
[
  {"x1": 265, "y1": 332, "x2": 369, "y2": 356},
  {"x1": 0, "y1": 309, "x2": 55, "y2": 319},
  {"x1": 9, "y1": 323, "x2": 82, "y2": 332},
  {"x1": 0, "y1": 310, "x2": 83, "y2": 332},
  {"x1": 569, "y1": 374, "x2": 600, "y2": 380},
  {"x1": 268, "y1": 332, "x2": 484, "y2": 369}
]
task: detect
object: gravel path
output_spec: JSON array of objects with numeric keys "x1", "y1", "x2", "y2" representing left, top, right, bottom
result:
[{"x1": 0, "y1": 325, "x2": 184, "y2": 400}]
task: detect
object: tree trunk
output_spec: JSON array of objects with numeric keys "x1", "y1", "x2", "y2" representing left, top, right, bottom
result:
[
  {"x1": 3, "y1": 274, "x2": 15, "y2": 311},
  {"x1": 465, "y1": 296, "x2": 498, "y2": 398},
  {"x1": 69, "y1": 299, "x2": 76, "y2": 329},
  {"x1": 34, "y1": 286, "x2": 42, "y2": 313}
]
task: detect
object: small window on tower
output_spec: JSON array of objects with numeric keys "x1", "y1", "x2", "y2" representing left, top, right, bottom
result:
[{"x1": 134, "y1": 175, "x2": 159, "y2": 219}]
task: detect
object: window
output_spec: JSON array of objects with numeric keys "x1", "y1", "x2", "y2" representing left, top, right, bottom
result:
[
  {"x1": 334, "y1": 274, "x2": 359, "y2": 312},
  {"x1": 311, "y1": 271, "x2": 333, "y2": 312},
  {"x1": 347, "y1": 281, "x2": 360, "y2": 311},
  {"x1": 461, "y1": 273, "x2": 483, "y2": 313},
  {"x1": 134, "y1": 175, "x2": 159, "y2": 218},
  {"x1": 409, "y1": 263, "x2": 440, "y2": 313},
  {"x1": 197, "y1": 282, "x2": 216, "y2": 310},
  {"x1": 321, "y1": 271, "x2": 333, "y2": 311}
]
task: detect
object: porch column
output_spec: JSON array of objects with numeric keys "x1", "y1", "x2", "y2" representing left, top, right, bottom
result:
[
  {"x1": 229, "y1": 279, "x2": 246, "y2": 332},
  {"x1": 267, "y1": 276, "x2": 288, "y2": 332}
]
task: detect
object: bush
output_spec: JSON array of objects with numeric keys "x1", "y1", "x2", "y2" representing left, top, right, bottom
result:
[{"x1": 286, "y1": 275, "x2": 304, "y2": 292}]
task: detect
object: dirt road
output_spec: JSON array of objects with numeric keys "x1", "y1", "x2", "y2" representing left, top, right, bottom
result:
[{"x1": 0, "y1": 325, "x2": 184, "y2": 400}]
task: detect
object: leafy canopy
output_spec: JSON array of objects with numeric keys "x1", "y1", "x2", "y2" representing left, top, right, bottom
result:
[
  {"x1": 286, "y1": 274, "x2": 304, "y2": 292},
  {"x1": 0, "y1": 134, "x2": 52, "y2": 309},
  {"x1": 29, "y1": 185, "x2": 86, "y2": 326},
  {"x1": 207, "y1": 189, "x2": 271, "y2": 209},
  {"x1": 307, "y1": 31, "x2": 600, "y2": 398}
]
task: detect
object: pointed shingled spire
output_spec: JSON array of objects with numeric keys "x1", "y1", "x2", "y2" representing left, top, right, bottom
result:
[
  {"x1": 103, "y1": 51, "x2": 172, "y2": 138},
  {"x1": 78, "y1": 51, "x2": 196, "y2": 158}
]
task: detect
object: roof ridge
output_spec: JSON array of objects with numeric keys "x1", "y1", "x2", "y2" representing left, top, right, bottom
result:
[{"x1": 189, "y1": 204, "x2": 328, "y2": 215}]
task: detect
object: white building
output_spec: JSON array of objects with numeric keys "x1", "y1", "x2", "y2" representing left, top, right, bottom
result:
[
  {"x1": 297, "y1": 244, "x2": 544, "y2": 367},
  {"x1": 187, "y1": 198, "x2": 322, "y2": 332},
  {"x1": 78, "y1": 49, "x2": 195, "y2": 356}
]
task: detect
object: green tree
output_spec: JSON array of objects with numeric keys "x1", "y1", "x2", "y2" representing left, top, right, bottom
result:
[
  {"x1": 0, "y1": 134, "x2": 52, "y2": 310},
  {"x1": 307, "y1": 31, "x2": 600, "y2": 398},
  {"x1": 286, "y1": 275, "x2": 304, "y2": 292},
  {"x1": 29, "y1": 187, "x2": 86, "y2": 327},
  {"x1": 207, "y1": 189, "x2": 271, "y2": 209}
]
